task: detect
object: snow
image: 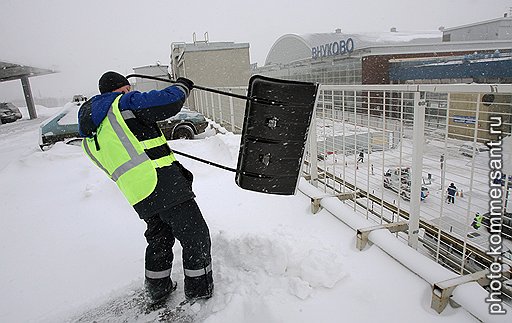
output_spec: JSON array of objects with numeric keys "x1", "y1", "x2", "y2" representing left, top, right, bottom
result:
[
  {"x1": 315, "y1": 115, "x2": 512, "y2": 226},
  {"x1": 302, "y1": 30, "x2": 441, "y2": 52},
  {"x1": 357, "y1": 31, "x2": 442, "y2": 43},
  {"x1": 0, "y1": 107, "x2": 495, "y2": 322}
]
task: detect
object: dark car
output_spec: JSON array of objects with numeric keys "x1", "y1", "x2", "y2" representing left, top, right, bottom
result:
[
  {"x1": 72, "y1": 94, "x2": 87, "y2": 103},
  {"x1": 39, "y1": 104, "x2": 83, "y2": 150},
  {"x1": 0, "y1": 102, "x2": 23, "y2": 124},
  {"x1": 482, "y1": 211, "x2": 512, "y2": 240},
  {"x1": 39, "y1": 105, "x2": 208, "y2": 150},
  {"x1": 156, "y1": 109, "x2": 209, "y2": 140}
]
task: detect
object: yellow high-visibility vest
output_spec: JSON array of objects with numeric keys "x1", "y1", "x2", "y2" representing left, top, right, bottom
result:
[
  {"x1": 474, "y1": 213, "x2": 483, "y2": 228},
  {"x1": 82, "y1": 95, "x2": 176, "y2": 205}
]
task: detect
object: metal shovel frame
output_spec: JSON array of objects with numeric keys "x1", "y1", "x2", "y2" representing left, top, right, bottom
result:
[
  {"x1": 125, "y1": 73, "x2": 274, "y2": 178},
  {"x1": 125, "y1": 74, "x2": 286, "y2": 106}
]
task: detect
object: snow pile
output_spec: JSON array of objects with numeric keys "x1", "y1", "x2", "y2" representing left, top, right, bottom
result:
[{"x1": 213, "y1": 230, "x2": 347, "y2": 301}]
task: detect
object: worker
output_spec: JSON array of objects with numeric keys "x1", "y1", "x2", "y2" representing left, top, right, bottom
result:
[
  {"x1": 357, "y1": 151, "x2": 364, "y2": 163},
  {"x1": 78, "y1": 71, "x2": 213, "y2": 305},
  {"x1": 471, "y1": 212, "x2": 483, "y2": 230},
  {"x1": 446, "y1": 183, "x2": 457, "y2": 204}
]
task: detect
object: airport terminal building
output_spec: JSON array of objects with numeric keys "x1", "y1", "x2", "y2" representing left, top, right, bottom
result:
[
  {"x1": 163, "y1": 16, "x2": 512, "y2": 88},
  {"x1": 254, "y1": 16, "x2": 512, "y2": 85},
  {"x1": 251, "y1": 16, "x2": 512, "y2": 141},
  {"x1": 159, "y1": 16, "x2": 512, "y2": 140}
]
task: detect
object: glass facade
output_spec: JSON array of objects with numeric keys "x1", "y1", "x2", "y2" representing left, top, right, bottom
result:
[{"x1": 255, "y1": 56, "x2": 362, "y2": 85}]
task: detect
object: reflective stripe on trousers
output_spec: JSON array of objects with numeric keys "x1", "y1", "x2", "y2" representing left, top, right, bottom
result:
[
  {"x1": 184, "y1": 263, "x2": 212, "y2": 278},
  {"x1": 145, "y1": 268, "x2": 172, "y2": 279},
  {"x1": 145, "y1": 264, "x2": 212, "y2": 279}
]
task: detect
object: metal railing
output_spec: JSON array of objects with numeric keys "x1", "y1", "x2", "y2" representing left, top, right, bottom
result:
[
  {"x1": 192, "y1": 86, "x2": 247, "y2": 134},
  {"x1": 192, "y1": 82, "x2": 512, "y2": 308}
]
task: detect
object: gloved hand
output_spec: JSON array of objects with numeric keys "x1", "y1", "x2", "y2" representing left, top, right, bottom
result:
[{"x1": 175, "y1": 77, "x2": 194, "y2": 95}]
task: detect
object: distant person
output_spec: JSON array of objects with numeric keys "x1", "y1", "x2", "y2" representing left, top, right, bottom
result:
[
  {"x1": 357, "y1": 151, "x2": 364, "y2": 163},
  {"x1": 440, "y1": 154, "x2": 444, "y2": 170},
  {"x1": 446, "y1": 183, "x2": 457, "y2": 204},
  {"x1": 471, "y1": 212, "x2": 483, "y2": 230},
  {"x1": 78, "y1": 71, "x2": 213, "y2": 305}
]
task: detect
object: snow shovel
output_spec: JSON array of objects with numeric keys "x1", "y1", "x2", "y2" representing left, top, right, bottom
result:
[{"x1": 126, "y1": 74, "x2": 319, "y2": 195}]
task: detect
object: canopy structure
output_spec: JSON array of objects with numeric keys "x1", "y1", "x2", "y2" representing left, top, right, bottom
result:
[{"x1": 0, "y1": 61, "x2": 56, "y2": 119}]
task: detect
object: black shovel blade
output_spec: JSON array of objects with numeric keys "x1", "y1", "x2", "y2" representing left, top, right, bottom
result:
[{"x1": 235, "y1": 75, "x2": 318, "y2": 195}]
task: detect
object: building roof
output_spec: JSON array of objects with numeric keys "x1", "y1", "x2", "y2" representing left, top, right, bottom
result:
[
  {"x1": 0, "y1": 61, "x2": 56, "y2": 82},
  {"x1": 133, "y1": 64, "x2": 169, "y2": 69},
  {"x1": 172, "y1": 41, "x2": 249, "y2": 53},
  {"x1": 443, "y1": 16, "x2": 512, "y2": 32},
  {"x1": 302, "y1": 31, "x2": 441, "y2": 48}
]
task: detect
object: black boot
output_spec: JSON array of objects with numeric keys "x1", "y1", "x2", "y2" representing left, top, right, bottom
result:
[
  {"x1": 185, "y1": 270, "x2": 214, "y2": 300},
  {"x1": 145, "y1": 276, "x2": 177, "y2": 305}
]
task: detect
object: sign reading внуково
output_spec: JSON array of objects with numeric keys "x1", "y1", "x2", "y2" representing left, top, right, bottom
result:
[{"x1": 312, "y1": 38, "x2": 354, "y2": 59}]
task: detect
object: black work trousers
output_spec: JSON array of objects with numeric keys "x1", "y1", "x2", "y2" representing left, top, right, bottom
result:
[{"x1": 143, "y1": 198, "x2": 213, "y2": 299}]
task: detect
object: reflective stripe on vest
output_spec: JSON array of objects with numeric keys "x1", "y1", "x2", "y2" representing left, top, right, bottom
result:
[{"x1": 82, "y1": 95, "x2": 176, "y2": 205}]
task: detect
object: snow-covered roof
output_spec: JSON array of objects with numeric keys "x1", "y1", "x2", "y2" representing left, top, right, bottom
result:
[
  {"x1": 1, "y1": 114, "x2": 500, "y2": 322},
  {"x1": 302, "y1": 30, "x2": 442, "y2": 48},
  {"x1": 173, "y1": 41, "x2": 249, "y2": 53},
  {"x1": 0, "y1": 60, "x2": 56, "y2": 82},
  {"x1": 264, "y1": 31, "x2": 441, "y2": 65},
  {"x1": 443, "y1": 16, "x2": 512, "y2": 32}
]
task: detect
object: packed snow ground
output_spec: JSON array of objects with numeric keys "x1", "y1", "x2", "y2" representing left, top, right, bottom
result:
[
  {"x1": 0, "y1": 106, "x2": 489, "y2": 322},
  {"x1": 315, "y1": 118, "x2": 512, "y2": 253}
]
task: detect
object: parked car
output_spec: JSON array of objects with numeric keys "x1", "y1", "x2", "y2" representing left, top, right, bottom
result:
[
  {"x1": 156, "y1": 109, "x2": 209, "y2": 140},
  {"x1": 39, "y1": 105, "x2": 208, "y2": 150},
  {"x1": 39, "y1": 104, "x2": 82, "y2": 150},
  {"x1": 459, "y1": 142, "x2": 489, "y2": 157},
  {"x1": 482, "y1": 211, "x2": 512, "y2": 240},
  {"x1": 492, "y1": 173, "x2": 512, "y2": 187},
  {"x1": 72, "y1": 95, "x2": 87, "y2": 103},
  {"x1": 0, "y1": 102, "x2": 23, "y2": 124},
  {"x1": 383, "y1": 167, "x2": 430, "y2": 201}
]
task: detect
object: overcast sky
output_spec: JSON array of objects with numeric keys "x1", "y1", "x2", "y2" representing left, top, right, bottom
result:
[{"x1": 1, "y1": 0, "x2": 511, "y2": 101}]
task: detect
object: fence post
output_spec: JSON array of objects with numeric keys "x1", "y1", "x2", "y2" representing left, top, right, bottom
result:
[
  {"x1": 229, "y1": 90, "x2": 235, "y2": 133},
  {"x1": 218, "y1": 94, "x2": 223, "y2": 125},
  {"x1": 205, "y1": 91, "x2": 210, "y2": 117},
  {"x1": 210, "y1": 92, "x2": 216, "y2": 123},
  {"x1": 193, "y1": 91, "x2": 198, "y2": 112},
  {"x1": 308, "y1": 107, "x2": 319, "y2": 187},
  {"x1": 408, "y1": 91, "x2": 426, "y2": 249},
  {"x1": 199, "y1": 90, "x2": 205, "y2": 115}
]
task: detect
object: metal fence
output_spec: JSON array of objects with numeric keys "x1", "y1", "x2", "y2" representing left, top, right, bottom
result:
[
  {"x1": 192, "y1": 87, "x2": 247, "y2": 134},
  {"x1": 192, "y1": 82, "x2": 512, "y2": 307}
]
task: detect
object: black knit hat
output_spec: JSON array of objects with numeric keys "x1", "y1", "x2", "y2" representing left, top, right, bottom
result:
[{"x1": 98, "y1": 71, "x2": 130, "y2": 94}]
